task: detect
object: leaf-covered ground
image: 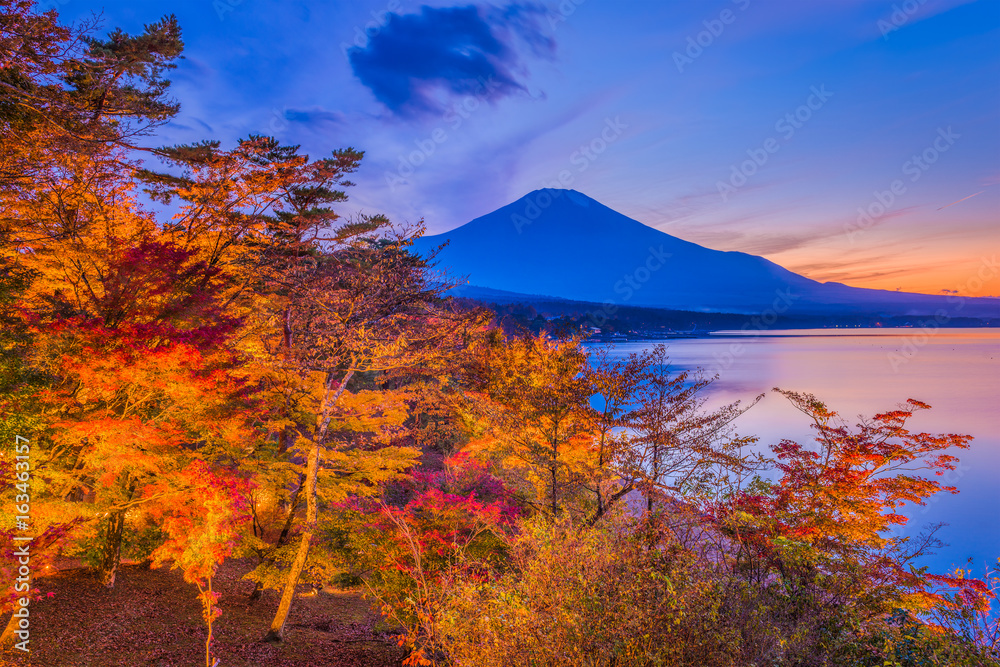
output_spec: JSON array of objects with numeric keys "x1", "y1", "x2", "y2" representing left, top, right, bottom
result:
[{"x1": 1, "y1": 559, "x2": 406, "y2": 667}]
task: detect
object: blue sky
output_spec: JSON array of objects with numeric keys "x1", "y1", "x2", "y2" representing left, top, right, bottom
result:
[{"x1": 55, "y1": 0, "x2": 1000, "y2": 294}]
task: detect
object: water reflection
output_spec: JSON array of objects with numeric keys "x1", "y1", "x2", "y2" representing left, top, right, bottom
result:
[{"x1": 596, "y1": 329, "x2": 1000, "y2": 574}]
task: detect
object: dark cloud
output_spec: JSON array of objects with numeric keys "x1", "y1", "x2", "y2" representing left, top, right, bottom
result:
[{"x1": 348, "y1": 4, "x2": 554, "y2": 117}]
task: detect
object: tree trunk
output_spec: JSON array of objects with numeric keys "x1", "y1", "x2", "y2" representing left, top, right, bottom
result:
[
  {"x1": 585, "y1": 481, "x2": 634, "y2": 527},
  {"x1": 262, "y1": 437, "x2": 318, "y2": 642},
  {"x1": 647, "y1": 442, "x2": 660, "y2": 514},
  {"x1": 276, "y1": 473, "x2": 306, "y2": 545},
  {"x1": 247, "y1": 583, "x2": 264, "y2": 603},
  {"x1": 99, "y1": 510, "x2": 126, "y2": 588},
  {"x1": 247, "y1": 580, "x2": 264, "y2": 603},
  {"x1": 596, "y1": 433, "x2": 606, "y2": 516},
  {"x1": 550, "y1": 463, "x2": 558, "y2": 516},
  {"x1": 549, "y1": 425, "x2": 559, "y2": 516},
  {"x1": 277, "y1": 425, "x2": 295, "y2": 455},
  {"x1": 202, "y1": 577, "x2": 216, "y2": 667},
  {"x1": 99, "y1": 477, "x2": 137, "y2": 588},
  {"x1": 263, "y1": 370, "x2": 352, "y2": 642}
]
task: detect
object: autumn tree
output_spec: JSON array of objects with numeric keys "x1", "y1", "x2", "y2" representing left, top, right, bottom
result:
[
  {"x1": 0, "y1": 0, "x2": 182, "y2": 193},
  {"x1": 926, "y1": 561, "x2": 1000, "y2": 660},
  {"x1": 1, "y1": 7, "x2": 256, "y2": 649},
  {"x1": 1, "y1": 0, "x2": 186, "y2": 414},
  {"x1": 580, "y1": 345, "x2": 761, "y2": 526},
  {"x1": 343, "y1": 453, "x2": 520, "y2": 664},
  {"x1": 0, "y1": 0, "x2": 184, "y2": 282},
  {"x1": 465, "y1": 332, "x2": 596, "y2": 517},
  {"x1": 428, "y1": 390, "x2": 989, "y2": 666},
  {"x1": 148, "y1": 462, "x2": 252, "y2": 667},
  {"x1": 22, "y1": 237, "x2": 254, "y2": 586},
  {"x1": 1, "y1": 107, "x2": 261, "y2": 589},
  {"x1": 584, "y1": 346, "x2": 649, "y2": 521},
  {"x1": 3, "y1": 5, "x2": 478, "y2": 637},
  {"x1": 626, "y1": 345, "x2": 761, "y2": 514},
  {"x1": 0, "y1": 8, "x2": 278, "y2": 590},
  {"x1": 139, "y1": 130, "x2": 486, "y2": 642},
  {"x1": 249, "y1": 220, "x2": 478, "y2": 642},
  {"x1": 717, "y1": 390, "x2": 977, "y2": 623}
]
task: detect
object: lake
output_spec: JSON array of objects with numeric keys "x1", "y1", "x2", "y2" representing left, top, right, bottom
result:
[{"x1": 599, "y1": 328, "x2": 1000, "y2": 577}]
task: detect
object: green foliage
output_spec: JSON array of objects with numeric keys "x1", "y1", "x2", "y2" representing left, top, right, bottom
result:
[{"x1": 72, "y1": 519, "x2": 165, "y2": 569}]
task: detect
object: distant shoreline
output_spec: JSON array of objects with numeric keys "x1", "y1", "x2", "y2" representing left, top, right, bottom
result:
[{"x1": 583, "y1": 326, "x2": 1000, "y2": 343}]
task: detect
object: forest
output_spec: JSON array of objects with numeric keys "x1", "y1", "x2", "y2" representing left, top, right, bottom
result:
[{"x1": 1, "y1": 4, "x2": 998, "y2": 666}]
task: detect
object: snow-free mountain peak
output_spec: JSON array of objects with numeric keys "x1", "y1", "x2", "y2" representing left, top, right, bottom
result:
[{"x1": 411, "y1": 190, "x2": 998, "y2": 319}]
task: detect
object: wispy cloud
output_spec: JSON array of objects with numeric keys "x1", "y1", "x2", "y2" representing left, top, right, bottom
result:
[
  {"x1": 284, "y1": 107, "x2": 349, "y2": 131},
  {"x1": 937, "y1": 190, "x2": 986, "y2": 211},
  {"x1": 789, "y1": 252, "x2": 957, "y2": 287}
]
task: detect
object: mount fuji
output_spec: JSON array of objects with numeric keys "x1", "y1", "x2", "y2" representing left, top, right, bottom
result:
[{"x1": 410, "y1": 189, "x2": 998, "y2": 320}]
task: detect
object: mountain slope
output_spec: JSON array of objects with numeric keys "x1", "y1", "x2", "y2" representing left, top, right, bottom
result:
[{"x1": 411, "y1": 189, "x2": 998, "y2": 319}]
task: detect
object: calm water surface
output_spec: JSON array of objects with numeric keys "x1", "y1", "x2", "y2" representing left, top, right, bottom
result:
[{"x1": 601, "y1": 329, "x2": 1000, "y2": 576}]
